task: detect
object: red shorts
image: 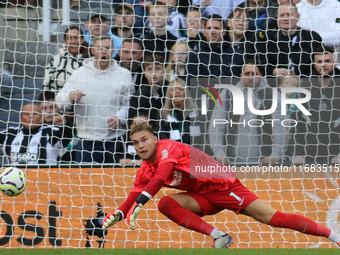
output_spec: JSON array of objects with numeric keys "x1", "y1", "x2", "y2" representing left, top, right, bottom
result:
[{"x1": 187, "y1": 179, "x2": 259, "y2": 216}]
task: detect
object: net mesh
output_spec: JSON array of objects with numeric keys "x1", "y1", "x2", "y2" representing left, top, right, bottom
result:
[{"x1": 0, "y1": 0, "x2": 339, "y2": 249}]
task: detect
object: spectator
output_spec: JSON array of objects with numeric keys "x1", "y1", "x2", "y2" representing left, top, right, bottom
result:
[
  {"x1": 56, "y1": 36, "x2": 135, "y2": 164},
  {"x1": 209, "y1": 60, "x2": 287, "y2": 164},
  {"x1": 297, "y1": 0, "x2": 340, "y2": 59},
  {"x1": 278, "y1": 75, "x2": 300, "y2": 112},
  {"x1": 38, "y1": 91, "x2": 75, "y2": 162},
  {"x1": 84, "y1": 8, "x2": 122, "y2": 57},
  {"x1": 165, "y1": 41, "x2": 191, "y2": 82},
  {"x1": 288, "y1": 46, "x2": 340, "y2": 164},
  {"x1": 129, "y1": 54, "x2": 168, "y2": 136},
  {"x1": 238, "y1": 0, "x2": 278, "y2": 33},
  {"x1": 115, "y1": 114, "x2": 149, "y2": 165},
  {"x1": 257, "y1": 3, "x2": 323, "y2": 78},
  {"x1": 143, "y1": 2, "x2": 178, "y2": 62},
  {"x1": 185, "y1": 10, "x2": 204, "y2": 51},
  {"x1": 276, "y1": 75, "x2": 300, "y2": 160},
  {"x1": 161, "y1": 78, "x2": 197, "y2": 144},
  {"x1": 187, "y1": 14, "x2": 244, "y2": 78},
  {"x1": 112, "y1": 3, "x2": 141, "y2": 40},
  {"x1": 0, "y1": 104, "x2": 65, "y2": 165},
  {"x1": 43, "y1": 26, "x2": 89, "y2": 92},
  {"x1": 113, "y1": 0, "x2": 149, "y2": 30},
  {"x1": 157, "y1": 0, "x2": 186, "y2": 39},
  {"x1": 225, "y1": 7, "x2": 256, "y2": 62},
  {"x1": 278, "y1": 75, "x2": 300, "y2": 96},
  {"x1": 118, "y1": 38, "x2": 148, "y2": 92},
  {"x1": 192, "y1": 0, "x2": 245, "y2": 20},
  {"x1": 0, "y1": 67, "x2": 13, "y2": 96},
  {"x1": 39, "y1": 91, "x2": 66, "y2": 126}
]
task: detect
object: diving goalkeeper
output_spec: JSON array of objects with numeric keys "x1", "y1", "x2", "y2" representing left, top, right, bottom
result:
[{"x1": 102, "y1": 124, "x2": 340, "y2": 248}]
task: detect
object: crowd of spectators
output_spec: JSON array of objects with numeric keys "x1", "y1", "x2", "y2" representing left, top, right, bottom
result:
[{"x1": 1, "y1": 0, "x2": 340, "y2": 165}]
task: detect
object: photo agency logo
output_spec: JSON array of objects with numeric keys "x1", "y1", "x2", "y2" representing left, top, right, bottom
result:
[
  {"x1": 198, "y1": 82, "x2": 223, "y2": 114},
  {"x1": 198, "y1": 82, "x2": 312, "y2": 128}
]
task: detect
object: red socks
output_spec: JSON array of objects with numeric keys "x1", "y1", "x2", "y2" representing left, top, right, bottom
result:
[
  {"x1": 158, "y1": 198, "x2": 332, "y2": 239},
  {"x1": 158, "y1": 196, "x2": 214, "y2": 236},
  {"x1": 269, "y1": 211, "x2": 331, "y2": 238}
]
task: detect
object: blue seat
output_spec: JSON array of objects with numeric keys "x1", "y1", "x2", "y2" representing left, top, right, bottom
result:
[{"x1": 0, "y1": 79, "x2": 43, "y2": 131}]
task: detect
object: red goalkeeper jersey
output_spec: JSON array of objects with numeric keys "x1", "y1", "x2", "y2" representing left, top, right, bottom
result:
[{"x1": 132, "y1": 140, "x2": 237, "y2": 194}]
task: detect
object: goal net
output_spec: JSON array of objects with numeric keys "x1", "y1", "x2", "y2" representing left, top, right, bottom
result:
[{"x1": 0, "y1": 0, "x2": 339, "y2": 249}]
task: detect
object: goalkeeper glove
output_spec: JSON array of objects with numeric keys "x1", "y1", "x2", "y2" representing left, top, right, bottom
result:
[
  {"x1": 127, "y1": 202, "x2": 143, "y2": 230},
  {"x1": 102, "y1": 209, "x2": 123, "y2": 230}
]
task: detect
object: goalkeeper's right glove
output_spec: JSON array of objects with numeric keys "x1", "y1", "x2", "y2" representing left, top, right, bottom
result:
[{"x1": 102, "y1": 209, "x2": 123, "y2": 230}]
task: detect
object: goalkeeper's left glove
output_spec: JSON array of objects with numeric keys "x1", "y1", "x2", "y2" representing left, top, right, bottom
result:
[
  {"x1": 126, "y1": 192, "x2": 151, "y2": 230},
  {"x1": 127, "y1": 202, "x2": 143, "y2": 230}
]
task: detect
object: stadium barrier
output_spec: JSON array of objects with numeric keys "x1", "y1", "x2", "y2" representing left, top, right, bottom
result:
[{"x1": 0, "y1": 166, "x2": 339, "y2": 249}]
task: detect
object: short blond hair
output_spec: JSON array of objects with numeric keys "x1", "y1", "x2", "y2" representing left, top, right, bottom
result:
[{"x1": 130, "y1": 123, "x2": 155, "y2": 138}]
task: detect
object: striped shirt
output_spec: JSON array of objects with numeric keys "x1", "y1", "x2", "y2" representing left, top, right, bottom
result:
[{"x1": 0, "y1": 125, "x2": 64, "y2": 165}]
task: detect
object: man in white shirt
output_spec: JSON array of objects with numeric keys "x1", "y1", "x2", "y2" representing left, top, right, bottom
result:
[
  {"x1": 56, "y1": 36, "x2": 134, "y2": 164},
  {"x1": 297, "y1": 0, "x2": 340, "y2": 54}
]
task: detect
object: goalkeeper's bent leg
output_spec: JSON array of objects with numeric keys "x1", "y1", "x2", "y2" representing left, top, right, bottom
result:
[
  {"x1": 158, "y1": 196, "x2": 220, "y2": 237},
  {"x1": 269, "y1": 211, "x2": 340, "y2": 244}
]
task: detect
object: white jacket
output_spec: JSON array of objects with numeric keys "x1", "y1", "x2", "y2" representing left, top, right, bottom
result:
[
  {"x1": 56, "y1": 58, "x2": 134, "y2": 140},
  {"x1": 297, "y1": 0, "x2": 340, "y2": 48}
]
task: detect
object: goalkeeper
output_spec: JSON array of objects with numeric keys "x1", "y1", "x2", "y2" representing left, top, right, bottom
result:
[{"x1": 102, "y1": 124, "x2": 340, "y2": 248}]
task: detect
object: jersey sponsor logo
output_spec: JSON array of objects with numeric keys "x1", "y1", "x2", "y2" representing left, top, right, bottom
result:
[
  {"x1": 10, "y1": 152, "x2": 37, "y2": 163},
  {"x1": 161, "y1": 149, "x2": 168, "y2": 159},
  {"x1": 229, "y1": 192, "x2": 245, "y2": 206},
  {"x1": 168, "y1": 170, "x2": 182, "y2": 187}
]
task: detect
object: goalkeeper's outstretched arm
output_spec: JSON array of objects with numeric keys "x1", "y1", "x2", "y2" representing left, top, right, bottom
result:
[
  {"x1": 102, "y1": 162, "x2": 175, "y2": 230},
  {"x1": 102, "y1": 191, "x2": 140, "y2": 229}
]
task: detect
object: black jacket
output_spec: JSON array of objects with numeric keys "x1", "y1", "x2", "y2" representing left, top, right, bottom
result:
[
  {"x1": 111, "y1": 27, "x2": 142, "y2": 39},
  {"x1": 224, "y1": 31, "x2": 257, "y2": 62},
  {"x1": 160, "y1": 109, "x2": 192, "y2": 145},
  {"x1": 257, "y1": 27, "x2": 323, "y2": 77},
  {"x1": 186, "y1": 32, "x2": 204, "y2": 52},
  {"x1": 118, "y1": 64, "x2": 148, "y2": 93},
  {"x1": 128, "y1": 82, "x2": 169, "y2": 134},
  {"x1": 287, "y1": 69, "x2": 340, "y2": 163},
  {"x1": 187, "y1": 40, "x2": 244, "y2": 78},
  {"x1": 143, "y1": 31, "x2": 177, "y2": 61}
]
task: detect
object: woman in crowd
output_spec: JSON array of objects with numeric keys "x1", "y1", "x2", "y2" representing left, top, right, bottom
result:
[
  {"x1": 166, "y1": 41, "x2": 191, "y2": 82},
  {"x1": 161, "y1": 78, "x2": 197, "y2": 144},
  {"x1": 225, "y1": 7, "x2": 256, "y2": 62},
  {"x1": 43, "y1": 26, "x2": 89, "y2": 92}
]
